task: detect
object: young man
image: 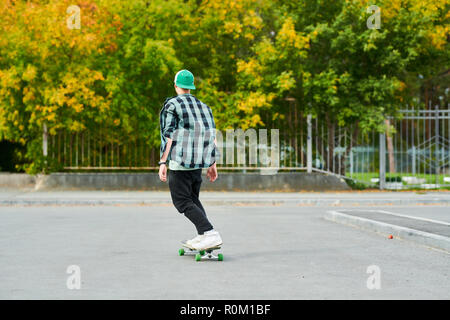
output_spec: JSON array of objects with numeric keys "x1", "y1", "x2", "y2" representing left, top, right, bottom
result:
[{"x1": 158, "y1": 69, "x2": 222, "y2": 251}]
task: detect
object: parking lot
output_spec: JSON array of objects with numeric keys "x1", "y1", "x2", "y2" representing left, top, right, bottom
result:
[{"x1": 0, "y1": 197, "x2": 449, "y2": 299}]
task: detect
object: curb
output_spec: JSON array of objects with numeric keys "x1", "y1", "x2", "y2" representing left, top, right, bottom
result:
[
  {"x1": 0, "y1": 172, "x2": 351, "y2": 192},
  {"x1": 324, "y1": 210, "x2": 450, "y2": 253}
]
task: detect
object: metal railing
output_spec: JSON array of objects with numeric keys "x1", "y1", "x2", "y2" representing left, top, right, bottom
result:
[{"x1": 46, "y1": 106, "x2": 450, "y2": 189}]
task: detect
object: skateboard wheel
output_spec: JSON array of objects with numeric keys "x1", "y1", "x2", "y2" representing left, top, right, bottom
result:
[
  {"x1": 199, "y1": 250, "x2": 205, "y2": 256},
  {"x1": 218, "y1": 254, "x2": 224, "y2": 261},
  {"x1": 179, "y1": 248, "x2": 185, "y2": 256},
  {"x1": 195, "y1": 253, "x2": 202, "y2": 262}
]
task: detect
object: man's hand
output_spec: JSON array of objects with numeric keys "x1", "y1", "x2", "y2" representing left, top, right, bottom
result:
[
  {"x1": 159, "y1": 164, "x2": 167, "y2": 182},
  {"x1": 158, "y1": 138, "x2": 172, "y2": 183},
  {"x1": 206, "y1": 162, "x2": 218, "y2": 182}
]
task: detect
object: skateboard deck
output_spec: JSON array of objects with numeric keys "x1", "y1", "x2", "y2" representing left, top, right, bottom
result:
[{"x1": 179, "y1": 241, "x2": 223, "y2": 261}]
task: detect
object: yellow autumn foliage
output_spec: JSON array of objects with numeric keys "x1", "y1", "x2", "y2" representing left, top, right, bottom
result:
[{"x1": 278, "y1": 17, "x2": 310, "y2": 50}]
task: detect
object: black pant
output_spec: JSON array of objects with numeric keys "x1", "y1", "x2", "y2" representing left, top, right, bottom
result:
[{"x1": 168, "y1": 169, "x2": 213, "y2": 235}]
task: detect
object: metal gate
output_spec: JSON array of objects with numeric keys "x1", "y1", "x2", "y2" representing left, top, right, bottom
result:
[{"x1": 378, "y1": 107, "x2": 450, "y2": 189}]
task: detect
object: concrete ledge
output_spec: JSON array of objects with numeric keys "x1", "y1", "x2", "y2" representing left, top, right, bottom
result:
[
  {"x1": 27, "y1": 172, "x2": 350, "y2": 191},
  {"x1": 0, "y1": 173, "x2": 36, "y2": 189},
  {"x1": 324, "y1": 210, "x2": 450, "y2": 253}
]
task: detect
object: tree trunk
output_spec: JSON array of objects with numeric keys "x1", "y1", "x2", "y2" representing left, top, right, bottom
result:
[{"x1": 385, "y1": 119, "x2": 396, "y2": 173}]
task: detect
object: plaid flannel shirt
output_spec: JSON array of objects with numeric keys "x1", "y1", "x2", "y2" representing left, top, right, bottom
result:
[{"x1": 159, "y1": 94, "x2": 218, "y2": 168}]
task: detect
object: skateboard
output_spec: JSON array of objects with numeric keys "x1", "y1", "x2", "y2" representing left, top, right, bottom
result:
[{"x1": 179, "y1": 241, "x2": 224, "y2": 262}]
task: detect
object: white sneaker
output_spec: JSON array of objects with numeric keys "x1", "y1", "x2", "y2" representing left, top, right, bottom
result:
[
  {"x1": 192, "y1": 230, "x2": 223, "y2": 250},
  {"x1": 184, "y1": 235, "x2": 203, "y2": 248}
]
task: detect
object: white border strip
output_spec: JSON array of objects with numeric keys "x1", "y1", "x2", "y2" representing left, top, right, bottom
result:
[{"x1": 339, "y1": 209, "x2": 450, "y2": 226}]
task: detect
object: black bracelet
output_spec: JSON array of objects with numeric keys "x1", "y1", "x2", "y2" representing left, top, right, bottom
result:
[{"x1": 158, "y1": 161, "x2": 167, "y2": 165}]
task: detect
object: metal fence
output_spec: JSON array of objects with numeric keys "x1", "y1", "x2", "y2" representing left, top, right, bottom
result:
[
  {"x1": 378, "y1": 107, "x2": 450, "y2": 189},
  {"x1": 47, "y1": 130, "x2": 159, "y2": 170},
  {"x1": 46, "y1": 106, "x2": 450, "y2": 189},
  {"x1": 302, "y1": 106, "x2": 450, "y2": 189}
]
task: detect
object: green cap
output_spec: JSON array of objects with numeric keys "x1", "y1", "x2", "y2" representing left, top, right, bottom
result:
[{"x1": 174, "y1": 69, "x2": 196, "y2": 90}]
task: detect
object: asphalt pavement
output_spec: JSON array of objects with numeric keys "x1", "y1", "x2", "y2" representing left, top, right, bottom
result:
[{"x1": 0, "y1": 198, "x2": 448, "y2": 299}]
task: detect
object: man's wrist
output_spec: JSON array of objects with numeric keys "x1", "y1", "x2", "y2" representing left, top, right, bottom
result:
[{"x1": 158, "y1": 160, "x2": 167, "y2": 166}]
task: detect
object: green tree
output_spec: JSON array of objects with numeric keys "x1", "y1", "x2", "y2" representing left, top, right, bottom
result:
[{"x1": 0, "y1": 0, "x2": 447, "y2": 173}]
